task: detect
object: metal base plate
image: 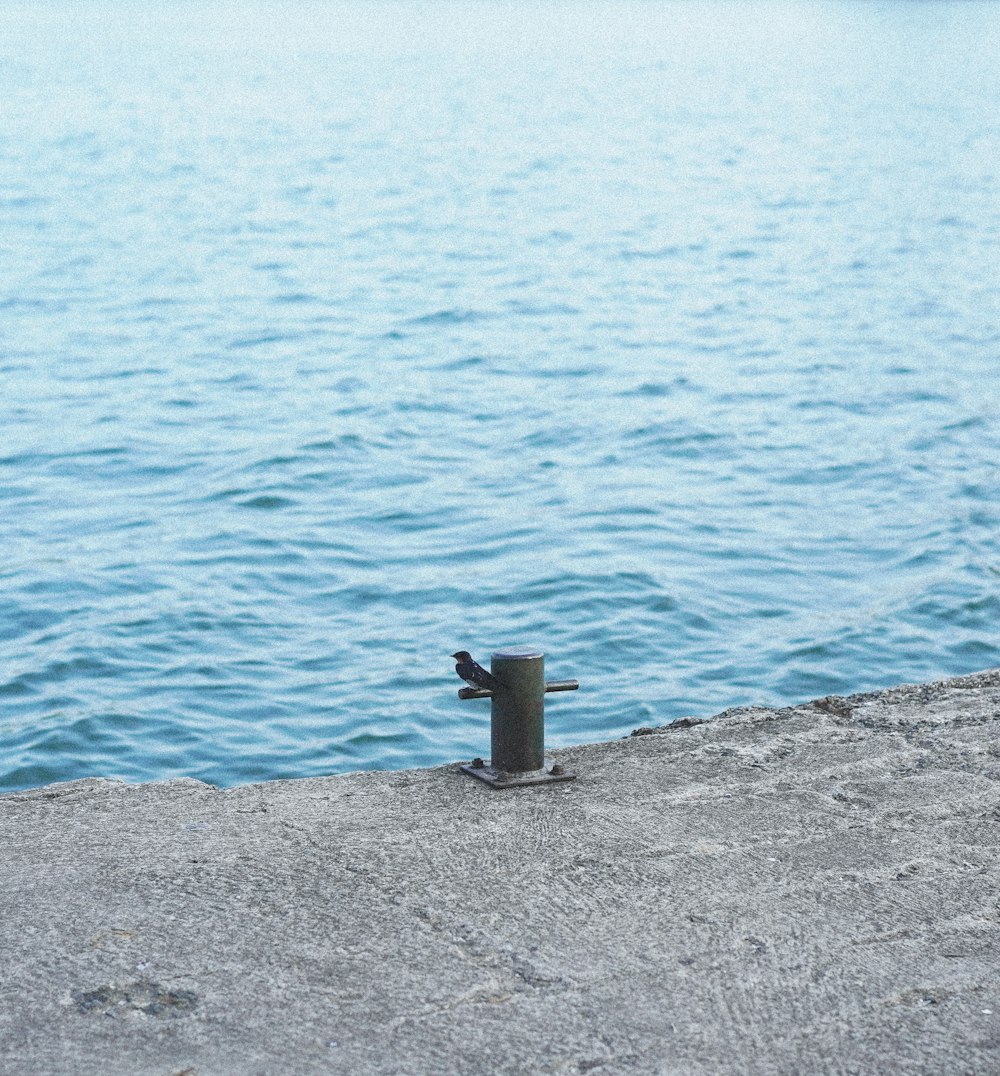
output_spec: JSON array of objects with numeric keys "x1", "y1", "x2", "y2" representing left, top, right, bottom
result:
[{"x1": 460, "y1": 760, "x2": 577, "y2": 788}]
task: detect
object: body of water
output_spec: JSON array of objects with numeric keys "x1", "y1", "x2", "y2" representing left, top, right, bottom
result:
[{"x1": 2, "y1": 0, "x2": 999, "y2": 791}]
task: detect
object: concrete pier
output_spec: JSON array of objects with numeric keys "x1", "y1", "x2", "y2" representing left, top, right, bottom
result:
[{"x1": 2, "y1": 668, "x2": 998, "y2": 1074}]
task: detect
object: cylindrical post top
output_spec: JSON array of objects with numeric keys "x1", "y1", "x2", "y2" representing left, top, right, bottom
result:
[{"x1": 492, "y1": 646, "x2": 543, "y2": 662}]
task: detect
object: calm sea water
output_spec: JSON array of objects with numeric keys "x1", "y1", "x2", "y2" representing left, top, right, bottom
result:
[{"x1": 2, "y1": 1, "x2": 998, "y2": 792}]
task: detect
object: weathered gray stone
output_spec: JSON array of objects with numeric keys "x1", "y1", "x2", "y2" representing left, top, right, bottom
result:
[{"x1": 1, "y1": 669, "x2": 998, "y2": 1074}]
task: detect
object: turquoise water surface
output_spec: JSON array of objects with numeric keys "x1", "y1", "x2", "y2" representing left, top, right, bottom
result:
[{"x1": 2, "y1": 1, "x2": 999, "y2": 791}]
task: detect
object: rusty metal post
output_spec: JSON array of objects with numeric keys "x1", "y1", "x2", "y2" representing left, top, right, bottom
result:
[
  {"x1": 459, "y1": 646, "x2": 577, "y2": 788},
  {"x1": 491, "y1": 646, "x2": 545, "y2": 773}
]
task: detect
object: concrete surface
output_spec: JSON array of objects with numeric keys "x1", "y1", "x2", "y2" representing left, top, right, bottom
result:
[{"x1": 1, "y1": 668, "x2": 998, "y2": 1075}]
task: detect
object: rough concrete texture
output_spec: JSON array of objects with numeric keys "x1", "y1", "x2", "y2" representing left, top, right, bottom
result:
[{"x1": 1, "y1": 669, "x2": 998, "y2": 1076}]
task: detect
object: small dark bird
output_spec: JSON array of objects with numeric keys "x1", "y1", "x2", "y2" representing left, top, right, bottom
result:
[{"x1": 451, "y1": 651, "x2": 502, "y2": 692}]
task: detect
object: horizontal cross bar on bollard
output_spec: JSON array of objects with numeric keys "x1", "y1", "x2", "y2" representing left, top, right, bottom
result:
[
  {"x1": 458, "y1": 647, "x2": 578, "y2": 788},
  {"x1": 458, "y1": 679, "x2": 579, "y2": 700}
]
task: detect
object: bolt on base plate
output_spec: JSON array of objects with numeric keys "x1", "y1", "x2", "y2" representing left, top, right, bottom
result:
[{"x1": 460, "y1": 759, "x2": 576, "y2": 789}]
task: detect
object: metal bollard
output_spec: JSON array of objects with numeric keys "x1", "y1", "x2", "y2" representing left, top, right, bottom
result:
[{"x1": 459, "y1": 646, "x2": 578, "y2": 788}]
